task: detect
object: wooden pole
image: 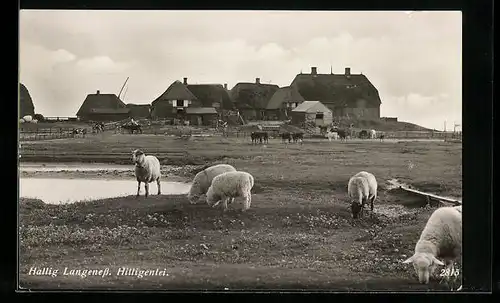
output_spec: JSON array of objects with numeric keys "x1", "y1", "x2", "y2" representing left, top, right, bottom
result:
[{"x1": 398, "y1": 185, "x2": 462, "y2": 205}]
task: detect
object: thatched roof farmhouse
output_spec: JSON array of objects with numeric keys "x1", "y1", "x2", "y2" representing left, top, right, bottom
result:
[
  {"x1": 76, "y1": 90, "x2": 130, "y2": 121},
  {"x1": 230, "y1": 78, "x2": 280, "y2": 121},
  {"x1": 290, "y1": 67, "x2": 381, "y2": 120},
  {"x1": 126, "y1": 103, "x2": 151, "y2": 119},
  {"x1": 265, "y1": 85, "x2": 305, "y2": 120},
  {"x1": 151, "y1": 78, "x2": 234, "y2": 120},
  {"x1": 19, "y1": 83, "x2": 35, "y2": 118}
]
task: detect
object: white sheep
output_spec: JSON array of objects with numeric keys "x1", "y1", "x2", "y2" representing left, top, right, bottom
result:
[
  {"x1": 347, "y1": 171, "x2": 378, "y2": 218},
  {"x1": 206, "y1": 171, "x2": 254, "y2": 212},
  {"x1": 326, "y1": 131, "x2": 338, "y2": 141},
  {"x1": 132, "y1": 149, "x2": 161, "y2": 198},
  {"x1": 187, "y1": 164, "x2": 236, "y2": 204},
  {"x1": 402, "y1": 206, "x2": 462, "y2": 284}
]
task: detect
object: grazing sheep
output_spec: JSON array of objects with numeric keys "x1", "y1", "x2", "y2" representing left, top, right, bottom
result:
[
  {"x1": 132, "y1": 149, "x2": 161, "y2": 198},
  {"x1": 187, "y1": 164, "x2": 236, "y2": 204},
  {"x1": 348, "y1": 171, "x2": 378, "y2": 218},
  {"x1": 206, "y1": 171, "x2": 254, "y2": 212},
  {"x1": 348, "y1": 176, "x2": 370, "y2": 219},
  {"x1": 402, "y1": 206, "x2": 462, "y2": 284}
]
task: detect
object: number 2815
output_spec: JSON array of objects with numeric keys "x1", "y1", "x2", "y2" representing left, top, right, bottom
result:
[{"x1": 439, "y1": 268, "x2": 460, "y2": 277}]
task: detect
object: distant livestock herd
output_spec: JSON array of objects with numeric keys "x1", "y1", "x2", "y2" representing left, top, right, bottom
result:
[
  {"x1": 130, "y1": 149, "x2": 462, "y2": 289},
  {"x1": 250, "y1": 128, "x2": 385, "y2": 145}
]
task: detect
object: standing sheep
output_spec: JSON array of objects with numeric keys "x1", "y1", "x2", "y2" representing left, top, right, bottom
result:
[
  {"x1": 132, "y1": 149, "x2": 161, "y2": 198},
  {"x1": 402, "y1": 206, "x2": 462, "y2": 284},
  {"x1": 348, "y1": 171, "x2": 378, "y2": 218},
  {"x1": 206, "y1": 171, "x2": 254, "y2": 212},
  {"x1": 187, "y1": 164, "x2": 236, "y2": 204}
]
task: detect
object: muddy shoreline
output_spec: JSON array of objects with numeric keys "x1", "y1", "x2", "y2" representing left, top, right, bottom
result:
[{"x1": 19, "y1": 162, "x2": 203, "y2": 183}]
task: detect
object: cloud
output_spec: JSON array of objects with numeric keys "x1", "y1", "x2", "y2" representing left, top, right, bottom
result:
[
  {"x1": 51, "y1": 49, "x2": 76, "y2": 63},
  {"x1": 75, "y1": 56, "x2": 133, "y2": 74}
]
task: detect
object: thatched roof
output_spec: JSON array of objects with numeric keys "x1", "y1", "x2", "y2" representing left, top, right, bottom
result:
[
  {"x1": 266, "y1": 86, "x2": 305, "y2": 110},
  {"x1": 292, "y1": 101, "x2": 332, "y2": 113},
  {"x1": 76, "y1": 92, "x2": 127, "y2": 117},
  {"x1": 279, "y1": 124, "x2": 305, "y2": 134},
  {"x1": 230, "y1": 82, "x2": 280, "y2": 110},
  {"x1": 126, "y1": 103, "x2": 151, "y2": 118},
  {"x1": 152, "y1": 80, "x2": 198, "y2": 105},
  {"x1": 19, "y1": 83, "x2": 35, "y2": 118},
  {"x1": 290, "y1": 71, "x2": 381, "y2": 108},
  {"x1": 186, "y1": 84, "x2": 234, "y2": 110},
  {"x1": 89, "y1": 108, "x2": 130, "y2": 114},
  {"x1": 186, "y1": 107, "x2": 218, "y2": 115}
]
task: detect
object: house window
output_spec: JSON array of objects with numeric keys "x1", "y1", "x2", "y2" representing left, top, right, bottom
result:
[
  {"x1": 176, "y1": 100, "x2": 185, "y2": 107},
  {"x1": 316, "y1": 113, "x2": 324, "y2": 119}
]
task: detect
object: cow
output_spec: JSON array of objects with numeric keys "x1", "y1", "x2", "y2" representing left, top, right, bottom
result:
[
  {"x1": 280, "y1": 132, "x2": 292, "y2": 144},
  {"x1": 358, "y1": 130, "x2": 369, "y2": 139},
  {"x1": 337, "y1": 129, "x2": 348, "y2": 142},
  {"x1": 251, "y1": 132, "x2": 268, "y2": 144},
  {"x1": 292, "y1": 133, "x2": 304, "y2": 144}
]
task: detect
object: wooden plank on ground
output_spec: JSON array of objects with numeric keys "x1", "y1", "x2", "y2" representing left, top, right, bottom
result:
[{"x1": 398, "y1": 185, "x2": 462, "y2": 205}]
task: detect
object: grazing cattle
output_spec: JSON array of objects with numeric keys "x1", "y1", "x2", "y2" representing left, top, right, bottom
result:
[
  {"x1": 358, "y1": 130, "x2": 369, "y2": 139},
  {"x1": 369, "y1": 129, "x2": 377, "y2": 139},
  {"x1": 379, "y1": 134, "x2": 385, "y2": 142},
  {"x1": 292, "y1": 133, "x2": 304, "y2": 144},
  {"x1": 122, "y1": 123, "x2": 143, "y2": 134},
  {"x1": 280, "y1": 132, "x2": 292, "y2": 143},
  {"x1": 251, "y1": 132, "x2": 268, "y2": 144},
  {"x1": 71, "y1": 128, "x2": 87, "y2": 138},
  {"x1": 337, "y1": 129, "x2": 348, "y2": 142}
]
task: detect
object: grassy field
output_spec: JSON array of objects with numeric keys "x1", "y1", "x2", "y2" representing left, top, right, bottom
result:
[{"x1": 18, "y1": 134, "x2": 462, "y2": 291}]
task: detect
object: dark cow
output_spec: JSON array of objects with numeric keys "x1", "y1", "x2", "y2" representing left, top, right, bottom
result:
[
  {"x1": 358, "y1": 130, "x2": 369, "y2": 139},
  {"x1": 379, "y1": 134, "x2": 385, "y2": 142},
  {"x1": 292, "y1": 133, "x2": 304, "y2": 144},
  {"x1": 337, "y1": 129, "x2": 347, "y2": 142},
  {"x1": 251, "y1": 131, "x2": 268, "y2": 144},
  {"x1": 122, "y1": 124, "x2": 143, "y2": 134},
  {"x1": 280, "y1": 132, "x2": 292, "y2": 143}
]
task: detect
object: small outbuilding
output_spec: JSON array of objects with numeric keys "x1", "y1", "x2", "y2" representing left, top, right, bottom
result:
[
  {"x1": 291, "y1": 101, "x2": 333, "y2": 127},
  {"x1": 185, "y1": 107, "x2": 219, "y2": 126}
]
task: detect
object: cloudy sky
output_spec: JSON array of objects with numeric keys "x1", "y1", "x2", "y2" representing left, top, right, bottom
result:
[{"x1": 19, "y1": 10, "x2": 461, "y2": 130}]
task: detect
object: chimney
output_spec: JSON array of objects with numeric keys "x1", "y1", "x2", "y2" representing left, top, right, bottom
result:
[
  {"x1": 256, "y1": 78, "x2": 260, "y2": 84},
  {"x1": 345, "y1": 67, "x2": 351, "y2": 76},
  {"x1": 96, "y1": 90, "x2": 100, "y2": 95},
  {"x1": 224, "y1": 83, "x2": 228, "y2": 90},
  {"x1": 311, "y1": 67, "x2": 317, "y2": 75},
  {"x1": 183, "y1": 77, "x2": 188, "y2": 85}
]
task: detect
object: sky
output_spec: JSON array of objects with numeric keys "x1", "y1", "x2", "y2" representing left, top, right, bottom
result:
[{"x1": 19, "y1": 10, "x2": 462, "y2": 130}]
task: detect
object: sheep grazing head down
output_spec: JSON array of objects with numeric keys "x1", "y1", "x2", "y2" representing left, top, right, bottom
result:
[
  {"x1": 350, "y1": 201, "x2": 363, "y2": 219},
  {"x1": 132, "y1": 149, "x2": 146, "y2": 166},
  {"x1": 402, "y1": 253, "x2": 445, "y2": 284}
]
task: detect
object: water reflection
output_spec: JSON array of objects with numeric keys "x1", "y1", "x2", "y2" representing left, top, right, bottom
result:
[{"x1": 19, "y1": 178, "x2": 191, "y2": 204}]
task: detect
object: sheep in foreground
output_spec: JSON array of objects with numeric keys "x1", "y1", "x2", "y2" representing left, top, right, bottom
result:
[
  {"x1": 347, "y1": 171, "x2": 378, "y2": 218},
  {"x1": 402, "y1": 206, "x2": 462, "y2": 284},
  {"x1": 206, "y1": 171, "x2": 254, "y2": 212},
  {"x1": 187, "y1": 164, "x2": 236, "y2": 204},
  {"x1": 132, "y1": 149, "x2": 161, "y2": 198}
]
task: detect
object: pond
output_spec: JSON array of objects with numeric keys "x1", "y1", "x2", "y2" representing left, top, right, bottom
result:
[{"x1": 19, "y1": 178, "x2": 192, "y2": 204}]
